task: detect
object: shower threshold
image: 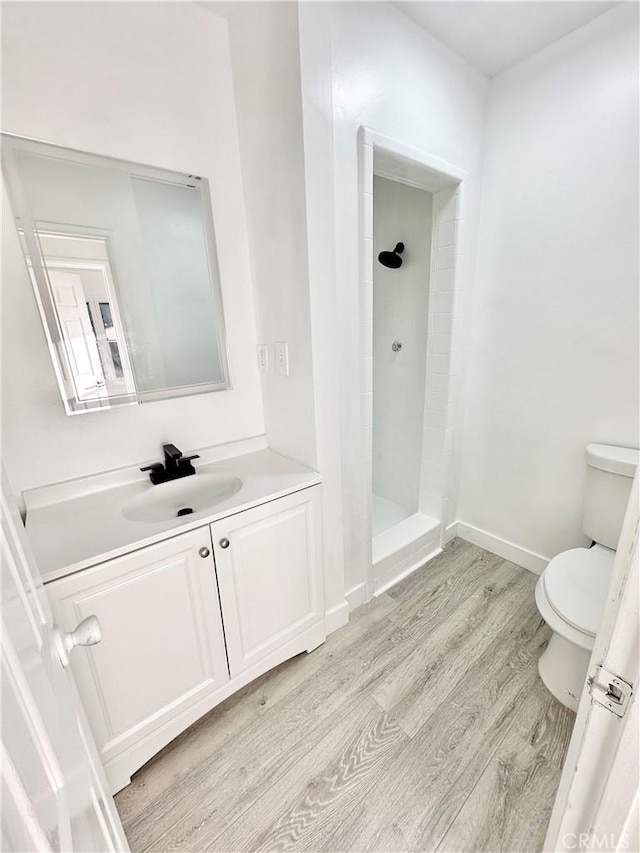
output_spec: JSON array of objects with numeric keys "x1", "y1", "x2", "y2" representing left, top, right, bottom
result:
[{"x1": 372, "y1": 510, "x2": 441, "y2": 596}]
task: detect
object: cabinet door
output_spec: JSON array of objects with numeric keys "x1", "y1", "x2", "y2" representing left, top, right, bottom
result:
[
  {"x1": 211, "y1": 486, "x2": 324, "y2": 678},
  {"x1": 45, "y1": 528, "x2": 229, "y2": 792}
]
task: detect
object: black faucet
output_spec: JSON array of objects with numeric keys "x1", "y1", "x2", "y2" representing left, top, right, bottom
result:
[{"x1": 141, "y1": 444, "x2": 200, "y2": 485}]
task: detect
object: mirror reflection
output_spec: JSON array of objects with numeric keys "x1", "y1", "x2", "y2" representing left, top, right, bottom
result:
[{"x1": 2, "y1": 135, "x2": 230, "y2": 413}]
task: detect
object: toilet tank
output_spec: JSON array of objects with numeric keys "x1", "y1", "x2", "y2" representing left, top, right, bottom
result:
[{"x1": 583, "y1": 444, "x2": 639, "y2": 549}]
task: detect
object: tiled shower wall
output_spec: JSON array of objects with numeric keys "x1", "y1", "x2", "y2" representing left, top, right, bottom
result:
[
  {"x1": 419, "y1": 183, "x2": 463, "y2": 523},
  {"x1": 372, "y1": 176, "x2": 432, "y2": 512}
]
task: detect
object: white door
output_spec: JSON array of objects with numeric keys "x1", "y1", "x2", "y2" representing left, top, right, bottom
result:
[
  {"x1": 212, "y1": 487, "x2": 324, "y2": 677},
  {"x1": 48, "y1": 269, "x2": 107, "y2": 401},
  {"x1": 544, "y1": 473, "x2": 639, "y2": 852},
  {"x1": 1, "y1": 470, "x2": 128, "y2": 852}
]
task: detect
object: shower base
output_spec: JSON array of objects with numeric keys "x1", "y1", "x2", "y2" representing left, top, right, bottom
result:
[
  {"x1": 371, "y1": 495, "x2": 441, "y2": 595},
  {"x1": 372, "y1": 494, "x2": 412, "y2": 536}
]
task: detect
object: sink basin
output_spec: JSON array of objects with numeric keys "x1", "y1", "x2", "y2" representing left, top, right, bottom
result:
[{"x1": 122, "y1": 473, "x2": 242, "y2": 523}]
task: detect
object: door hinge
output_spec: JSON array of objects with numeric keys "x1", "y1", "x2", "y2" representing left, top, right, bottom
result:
[{"x1": 588, "y1": 665, "x2": 633, "y2": 718}]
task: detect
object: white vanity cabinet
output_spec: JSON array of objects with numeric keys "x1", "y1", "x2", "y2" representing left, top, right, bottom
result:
[{"x1": 44, "y1": 484, "x2": 324, "y2": 793}]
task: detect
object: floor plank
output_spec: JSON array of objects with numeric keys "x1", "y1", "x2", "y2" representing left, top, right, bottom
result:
[
  {"x1": 372, "y1": 557, "x2": 537, "y2": 736},
  {"x1": 322, "y1": 603, "x2": 552, "y2": 852},
  {"x1": 209, "y1": 700, "x2": 407, "y2": 853},
  {"x1": 386, "y1": 538, "x2": 483, "y2": 599},
  {"x1": 115, "y1": 539, "x2": 575, "y2": 853},
  {"x1": 436, "y1": 680, "x2": 576, "y2": 853}
]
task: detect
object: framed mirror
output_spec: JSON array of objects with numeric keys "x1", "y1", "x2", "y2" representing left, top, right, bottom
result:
[{"x1": 1, "y1": 134, "x2": 231, "y2": 414}]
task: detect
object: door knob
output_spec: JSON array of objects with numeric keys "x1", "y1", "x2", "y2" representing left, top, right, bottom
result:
[
  {"x1": 54, "y1": 615, "x2": 102, "y2": 668},
  {"x1": 199, "y1": 547, "x2": 210, "y2": 558},
  {"x1": 219, "y1": 538, "x2": 230, "y2": 549}
]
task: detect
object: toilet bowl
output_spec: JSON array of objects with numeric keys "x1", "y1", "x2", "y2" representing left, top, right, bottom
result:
[
  {"x1": 535, "y1": 443, "x2": 638, "y2": 712},
  {"x1": 535, "y1": 544, "x2": 614, "y2": 710}
]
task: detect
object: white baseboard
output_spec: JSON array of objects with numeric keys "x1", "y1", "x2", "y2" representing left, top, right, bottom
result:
[
  {"x1": 345, "y1": 582, "x2": 367, "y2": 611},
  {"x1": 456, "y1": 521, "x2": 549, "y2": 575},
  {"x1": 324, "y1": 599, "x2": 349, "y2": 635},
  {"x1": 443, "y1": 521, "x2": 458, "y2": 544}
]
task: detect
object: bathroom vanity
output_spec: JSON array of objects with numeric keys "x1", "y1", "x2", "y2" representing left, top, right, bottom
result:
[{"x1": 25, "y1": 444, "x2": 324, "y2": 793}]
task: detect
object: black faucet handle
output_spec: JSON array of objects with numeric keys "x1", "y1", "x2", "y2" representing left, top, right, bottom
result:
[
  {"x1": 178, "y1": 454, "x2": 199, "y2": 475},
  {"x1": 162, "y1": 443, "x2": 182, "y2": 462},
  {"x1": 141, "y1": 463, "x2": 164, "y2": 473}
]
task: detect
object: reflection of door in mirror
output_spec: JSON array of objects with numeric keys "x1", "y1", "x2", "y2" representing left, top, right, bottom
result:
[
  {"x1": 38, "y1": 232, "x2": 137, "y2": 403},
  {"x1": 48, "y1": 268, "x2": 107, "y2": 402}
]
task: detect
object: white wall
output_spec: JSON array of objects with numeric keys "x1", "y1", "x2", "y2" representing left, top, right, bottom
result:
[
  {"x1": 211, "y1": 1, "x2": 317, "y2": 470},
  {"x1": 327, "y1": 2, "x2": 489, "y2": 592},
  {"x1": 459, "y1": 3, "x2": 640, "y2": 561},
  {"x1": 1, "y1": 2, "x2": 264, "y2": 494},
  {"x1": 372, "y1": 177, "x2": 432, "y2": 513},
  {"x1": 212, "y1": 1, "x2": 351, "y2": 625},
  {"x1": 213, "y1": 1, "x2": 349, "y2": 624},
  {"x1": 297, "y1": 3, "x2": 348, "y2": 626}
]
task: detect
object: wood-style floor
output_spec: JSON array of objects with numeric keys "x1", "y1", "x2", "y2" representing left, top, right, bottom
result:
[{"x1": 115, "y1": 539, "x2": 575, "y2": 853}]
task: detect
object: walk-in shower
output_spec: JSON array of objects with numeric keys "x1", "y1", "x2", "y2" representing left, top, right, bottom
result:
[
  {"x1": 356, "y1": 128, "x2": 465, "y2": 602},
  {"x1": 372, "y1": 176, "x2": 432, "y2": 537}
]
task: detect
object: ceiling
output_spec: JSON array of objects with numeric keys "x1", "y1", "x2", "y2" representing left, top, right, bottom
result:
[{"x1": 396, "y1": 2, "x2": 619, "y2": 76}]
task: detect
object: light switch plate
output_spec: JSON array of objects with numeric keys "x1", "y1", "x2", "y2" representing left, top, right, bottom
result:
[
  {"x1": 257, "y1": 344, "x2": 269, "y2": 372},
  {"x1": 274, "y1": 341, "x2": 289, "y2": 376}
]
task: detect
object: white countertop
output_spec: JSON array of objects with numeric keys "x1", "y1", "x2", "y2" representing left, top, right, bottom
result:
[{"x1": 25, "y1": 446, "x2": 321, "y2": 584}]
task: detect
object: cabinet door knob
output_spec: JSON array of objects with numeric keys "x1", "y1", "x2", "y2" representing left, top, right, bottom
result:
[
  {"x1": 199, "y1": 547, "x2": 210, "y2": 558},
  {"x1": 219, "y1": 538, "x2": 230, "y2": 549},
  {"x1": 54, "y1": 615, "x2": 102, "y2": 668}
]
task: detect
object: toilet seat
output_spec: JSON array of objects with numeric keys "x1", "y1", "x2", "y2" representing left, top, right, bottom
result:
[
  {"x1": 542, "y1": 544, "x2": 615, "y2": 637},
  {"x1": 535, "y1": 577, "x2": 594, "y2": 650}
]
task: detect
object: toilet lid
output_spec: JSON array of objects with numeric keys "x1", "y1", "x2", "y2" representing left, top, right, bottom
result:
[{"x1": 543, "y1": 546, "x2": 615, "y2": 636}]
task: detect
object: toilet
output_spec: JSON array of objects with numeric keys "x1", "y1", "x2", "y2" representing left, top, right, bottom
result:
[{"x1": 535, "y1": 443, "x2": 638, "y2": 711}]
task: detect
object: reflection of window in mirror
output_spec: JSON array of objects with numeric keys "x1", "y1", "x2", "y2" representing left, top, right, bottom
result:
[{"x1": 98, "y1": 303, "x2": 125, "y2": 380}]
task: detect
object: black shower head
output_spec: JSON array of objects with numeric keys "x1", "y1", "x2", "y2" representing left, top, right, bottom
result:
[{"x1": 378, "y1": 242, "x2": 404, "y2": 269}]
